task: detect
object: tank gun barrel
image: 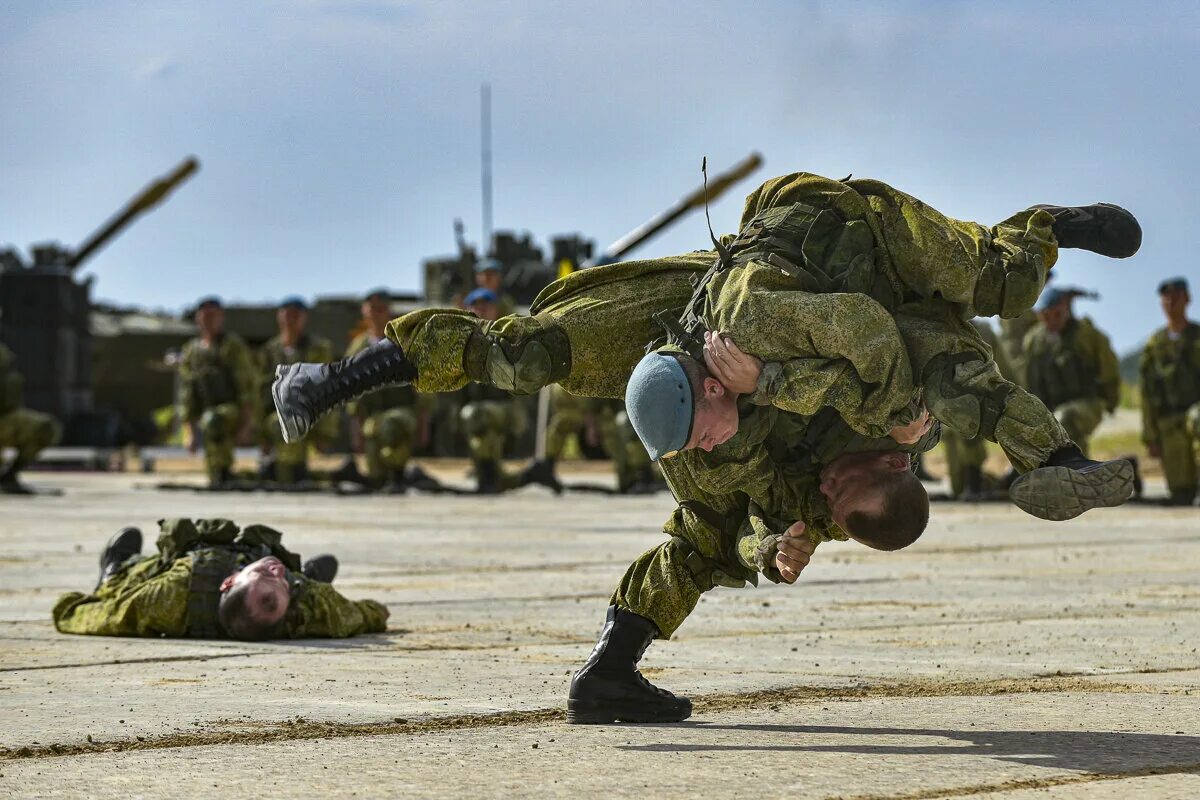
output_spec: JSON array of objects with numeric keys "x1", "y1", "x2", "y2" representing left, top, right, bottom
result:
[
  {"x1": 67, "y1": 156, "x2": 200, "y2": 269},
  {"x1": 588, "y1": 152, "x2": 762, "y2": 266}
]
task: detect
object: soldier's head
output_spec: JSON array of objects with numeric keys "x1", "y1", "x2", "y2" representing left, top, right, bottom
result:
[
  {"x1": 193, "y1": 296, "x2": 225, "y2": 339},
  {"x1": 476, "y1": 258, "x2": 503, "y2": 293},
  {"x1": 818, "y1": 451, "x2": 928, "y2": 551},
  {"x1": 276, "y1": 296, "x2": 309, "y2": 339},
  {"x1": 1034, "y1": 288, "x2": 1072, "y2": 334},
  {"x1": 625, "y1": 351, "x2": 740, "y2": 460},
  {"x1": 464, "y1": 288, "x2": 500, "y2": 322},
  {"x1": 1158, "y1": 277, "x2": 1190, "y2": 322},
  {"x1": 218, "y1": 556, "x2": 291, "y2": 641},
  {"x1": 362, "y1": 288, "x2": 392, "y2": 334}
]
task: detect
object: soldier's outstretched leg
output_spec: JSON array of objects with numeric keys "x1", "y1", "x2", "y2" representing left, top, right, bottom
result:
[{"x1": 273, "y1": 254, "x2": 711, "y2": 443}]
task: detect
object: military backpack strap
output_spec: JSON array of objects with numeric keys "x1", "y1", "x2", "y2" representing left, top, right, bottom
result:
[{"x1": 186, "y1": 547, "x2": 242, "y2": 638}]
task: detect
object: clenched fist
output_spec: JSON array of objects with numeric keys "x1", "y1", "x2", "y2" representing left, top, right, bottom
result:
[{"x1": 775, "y1": 521, "x2": 816, "y2": 584}]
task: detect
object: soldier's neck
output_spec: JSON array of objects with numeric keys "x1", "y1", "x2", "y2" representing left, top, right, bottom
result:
[
  {"x1": 368, "y1": 324, "x2": 387, "y2": 340},
  {"x1": 1166, "y1": 315, "x2": 1189, "y2": 335}
]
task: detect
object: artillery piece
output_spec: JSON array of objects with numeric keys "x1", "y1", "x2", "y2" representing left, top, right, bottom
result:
[{"x1": 0, "y1": 158, "x2": 198, "y2": 444}]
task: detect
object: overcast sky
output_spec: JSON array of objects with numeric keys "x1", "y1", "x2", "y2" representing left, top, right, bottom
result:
[{"x1": 2, "y1": 0, "x2": 1197, "y2": 352}]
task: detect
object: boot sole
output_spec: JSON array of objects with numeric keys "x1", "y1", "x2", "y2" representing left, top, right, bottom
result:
[
  {"x1": 1009, "y1": 460, "x2": 1135, "y2": 521},
  {"x1": 271, "y1": 364, "x2": 305, "y2": 444},
  {"x1": 566, "y1": 698, "x2": 692, "y2": 725}
]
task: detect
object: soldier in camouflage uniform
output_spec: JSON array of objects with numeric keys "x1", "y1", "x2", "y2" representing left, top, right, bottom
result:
[
  {"x1": 1140, "y1": 277, "x2": 1200, "y2": 505},
  {"x1": 341, "y1": 289, "x2": 434, "y2": 491},
  {"x1": 178, "y1": 297, "x2": 257, "y2": 487},
  {"x1": 54, "y1": 519, "x2": 388, "y2": 640},
  {"x1": 475, "y1": 258, "x2": 518, "y2": 317},
  {"x1": 0, "y1": 342, "x2": 62, "y2": 494},
  {"x1": 257, "y1": 297, "x2": 336, "y2": 484},
  {"x1": 273, "y1": 171, "x2": 1141, "y2": 520},
  {"x1": 460, "y1": 288, "x2": 529, "y2": 493},
  {"x1": 1023, "y1": 287, "x2": 1121, "y2": 456}
]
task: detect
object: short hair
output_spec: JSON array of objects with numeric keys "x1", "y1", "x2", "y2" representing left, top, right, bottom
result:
[
  {"x1": 218, "y1": 583, "x2": 285, "y2": 641},
  {"x1": 669, "y1": 352, "x2": 709, "y2": 405},
  {"x1": 842, "y1": 469, "x2": 929, "y2": 551}
]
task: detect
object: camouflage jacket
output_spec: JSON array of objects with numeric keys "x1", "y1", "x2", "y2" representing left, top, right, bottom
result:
[
  {"x1": 177, "y1": 334, "x2": 258, "y2": 420},
  {"x1": 1140, "y1": 322, "x2": 1200, "y2": 445},
  {"x1": 52, "y1": 518, "x2": 389, "y2": 639},
  {"x1": 1024, "y1": 316, "x2": 1120, "y2": 413}
]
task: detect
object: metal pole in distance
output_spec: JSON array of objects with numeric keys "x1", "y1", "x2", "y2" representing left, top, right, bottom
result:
[
  {"x1": 534, "y1": 386, "x2": 551, "y2": 460},
  {"x1": 481, "y1": 83, "x2": 493, "y2": 253}
]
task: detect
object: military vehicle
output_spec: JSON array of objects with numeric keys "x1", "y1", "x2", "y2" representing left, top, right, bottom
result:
[{"x1": 0, "y1": 158, "x2": 198, "y2": 445}]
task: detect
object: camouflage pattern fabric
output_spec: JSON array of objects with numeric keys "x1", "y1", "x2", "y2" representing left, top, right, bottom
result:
[
  {"x1": 1140, "y1": 322, "x2": 1200, "y2": 499},
  {"x1": 0, "y1": 343, "x2": 62, "y2": 464},
  {"x1": 546, "y1": 388, "x2": 644, "y2": 488},
  {"x1": 53, "y1": 518, "x2": 388, "y2": 639},
  {"x1": 198, "y1": 403, "x2": 240, "y2": 481},
  {"x1": 178, "y1": 334, "x2": 256, "y2": 481}
]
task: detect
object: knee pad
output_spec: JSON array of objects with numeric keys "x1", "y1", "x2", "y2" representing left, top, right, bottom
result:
[
  {"x1": 922, "y1": 353, "x2": 1014, "y2": 441},
  {"x1": 465, "y1": 318, "x2": 571, "y2": 395}
]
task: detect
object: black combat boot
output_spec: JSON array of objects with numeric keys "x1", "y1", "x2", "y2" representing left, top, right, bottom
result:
[
  {"x1": 1009, "y1": 445, "x2": 1135, "y2": 521},
  {"x1": 404, "y1": 464, "x2": 443, "y2": 492},
  {"x1": 1030, "y1": 203, "x2": 1141, "y2": 259},
  {"x1": 258, "y1": 455, "x2": 278, "y2": 483},
  {"x1": 475, "y1": 460, "x2": 503, "y2": 494},
  {"x1": 0, "y1": 458, "x2": 33, "y2": 494},
  {"x1": 272, "y1": 339, "x2": 417, "y2": 444},
  {"x1": 519, "y1": 458, "x2": 563, "y2": 494},
  {"x1": 383, "y1": 468, "x2": 409, "y2": 494},
  {"x1": 302, "y1": 554, "x2": 339, "y2": 584},
  {"x1": 960, "y1": 465, "x2": 985, "y2": 503},
  {"x1": 97, "y1": 527, "x2": 143, "y2": 589},
  {"x1": 330, "y1": 457, "x2": 368, "y2": 486},
  {"x1": 568, "y1": 606, "x2": 692, "y2": 724}
]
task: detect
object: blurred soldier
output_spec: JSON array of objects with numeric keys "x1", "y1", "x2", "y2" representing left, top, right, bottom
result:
[
  {"x1": 460, "y1": 288, "x2": 528, "y2": 493},
  {"x1": 342, "y1": 289, "x2": 433, "y2": 491},
  {"x1": 526, "y1": 387, "x2": 659, "y2": 494},
  {"x1": 1140, "y1": 277, "x2": 1200, "y2": 505},
  {"x1": 1024, "y1": 287, "x2": 1120, "y2": 456},
  {"x1": 0, "y1": 342, "x2": 62, "y2": 494},
  {"x1": 178, "y1": 297, "x2": 257, "y2": 487},
  {"x1": 939, "y1": 319, "x2": 1017, "y2": 500},
  {"x1": 475, "y1": 258, "x2": 517, "y2": 316},
  {"x1": 258, "y1": 296, "x2": 336, "y2": 483},
  {"x1": 53, "y1": 519, "x2": 387, "y2": 640}
]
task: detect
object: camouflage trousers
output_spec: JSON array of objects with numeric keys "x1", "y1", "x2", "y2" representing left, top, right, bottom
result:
[
  {"x1": 197, "y1": 403, "x2": 240, "y2": 480},
  {"x1": 1053, "y1": 398, "x2": 1106, "y2": 456},
  {"x1": 1156, "y1": 403, "x2": 1200, "y2": 500},
  {"x1": 0, "y1": 407, "x2": 61, "y2": 463},
  {"x1": 362, "y1": 408, "x2": 417, "y2": 479},
  {"x1": 459, "y1": 400, "x2": 527, "y2": 463},
  {"x1": 941, "y1": 427, "x2": 989, "y2": 496},
  {"x1": 546, "y1": 402, "x2": 648, "y2": 489}
]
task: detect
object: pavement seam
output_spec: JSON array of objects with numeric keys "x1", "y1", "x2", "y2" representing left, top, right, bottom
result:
[
  {"x1": 841, "y1": 760, "x2": 1200, "y2": 799},
  {"x1": 0, "y1": 674, "x2": 1147, "y2": 762},
  {"x1": 2, "y1": 653, "x2": 255, "y2": 673}
]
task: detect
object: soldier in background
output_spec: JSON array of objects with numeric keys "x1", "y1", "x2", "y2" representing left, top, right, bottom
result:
[
  {"x1": 258, "y1": 297, "x2": 336, "y2": 484},
  {"x1": 460, "y1": 288, "x2": 529, "y2": 493},
  {"x1": 1140, "y1": 277, "x2": 1200, "y2": 506},
  {"x1": 938, "y1": 319, "x2": 1017, "y2": 500},
  {"x1": 0, "y1": 342, "x2": 62, "y2": 494},
  {"x1": 178, "y1": 297, "x2": 257, "y2": 487},
  {"x1": 1023, "y1": 287, "x2": 1120, "y2": 456},
  {"x1": 475, "y1": 258, "x2": 517, "y2": 317},
  {"x1": 343, "y1": 289, "x2": 433, "y2": 491}
]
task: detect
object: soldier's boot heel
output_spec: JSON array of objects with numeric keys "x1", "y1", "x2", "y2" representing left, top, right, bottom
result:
[
  {"x1": 272, "y1": 339, "x2": 417, "y2": 444},
  {"x1": 1029, "y1": 203, "x2": 1142, "y2": 259},
  {"x1": 1009, "y1": 446, "x2": 1135, "y2": 521},
  {"x1": 567, "y1": 606, "x2": 692, "y2": 725}
]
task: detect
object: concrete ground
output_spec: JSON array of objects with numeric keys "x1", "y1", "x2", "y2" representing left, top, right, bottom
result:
[{"x1": 1, "y1": 465, "x2": 1198, "y2": 799}]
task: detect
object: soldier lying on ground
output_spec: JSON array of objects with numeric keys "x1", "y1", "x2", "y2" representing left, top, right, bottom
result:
[
  {"x1": 567, "y1": 387, "x2": 941, "y2": 725},
  {"x1": 53, "y1": 519, "x2": 388, "y2": 641},
  {"x1": 271, "y1": 170, "x2": 1141, "y2": 521}
]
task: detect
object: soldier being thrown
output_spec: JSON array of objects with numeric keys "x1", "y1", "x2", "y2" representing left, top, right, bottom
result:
[
  {"x1": 272, "y1": 170, "x2": 1142, "y2": 521},
  {"x1": 53, "y1": 519, "x2": 388, "y2": 640}
]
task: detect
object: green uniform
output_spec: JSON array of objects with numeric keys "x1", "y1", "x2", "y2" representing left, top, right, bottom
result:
[
  {"x1": 546, "y1": 387, "x2": 647, "y2": 490},
  {"x1": 385, "y1": 171, "x2": 1067, "y2": 471},
  {"x1": 998, "y1": 310, "x2": 1038, "y2": 387},
  {"x1": 346, "y1": 333, "x2": 434, "y2": 483},
  {"x1": 259, "y1": 334, "x2": 336, "y2": 481},
  {"x1": 178, "y1": 334, "x2": 257, "y2": 483},
  {"x1": 53, "y1": 518, "x2": 388, "y2": 639},
  {"x1": 939, "y1": 320, "x2": 1017, "y2": 496},
  {"x1": 613, "y1": 404, "x2": 939, "y2": 638},
  {"x1": 458, "y1": 381, "x2": 527, "y2": 486},
  {"x1": 1140, "y1": 322, "x2": 1200, "y2": 501},
  {"x1": 1023, "y1": 316, "x2": 1120, "y2": 455},
  {"x1": 0, "y1": 343, "x2": 61, "y2": 472}
]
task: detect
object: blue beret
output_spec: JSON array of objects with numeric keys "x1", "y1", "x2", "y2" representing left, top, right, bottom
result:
[
  {"x1": 464, "y1": 288, "x2": 499, "y2": 306},
  {"x1": 278, "y1": 295, "x2": 308, "y2": 310},
  {"x1": 1158, "y1": 276, "x2": 1188, "y2": 295},
  {"x1": 196, "y1": 295, "x2": 223, "y2": 309},
  {"x1": 476, "y1": 258, "x2": 503, "y2": 274},
  {"x1": 1034, "y1": 287, "x2": 1067, "y2": 312},
  {"x1": 625, "y1": 353, "x2": 693, "y2": 461},
  {"x1": 363, "y1": 287, "x2": 391, "y2": 303}
]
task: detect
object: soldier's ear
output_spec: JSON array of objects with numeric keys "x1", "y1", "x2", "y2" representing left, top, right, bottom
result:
[
  {"x1": 885, "y1": 454, "x2": 909, "y2": 472},
  {"x1": 219, "y1": 572, "x2": 239, "y2": 593},
  {"x1": 703, "y1": 376, "x2": 725, "y2": 399}
]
